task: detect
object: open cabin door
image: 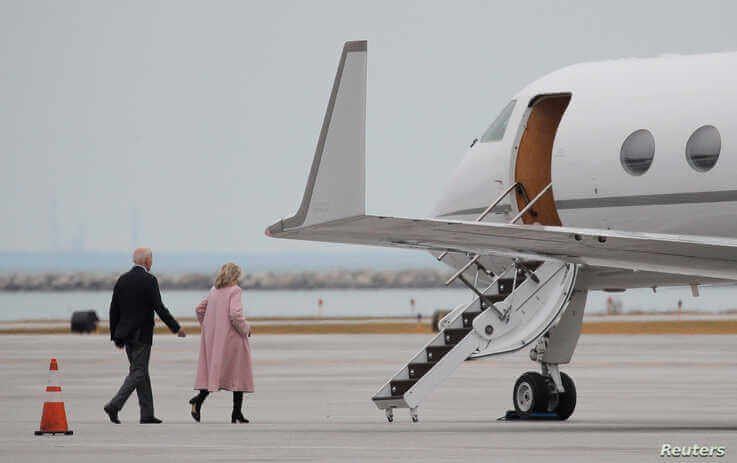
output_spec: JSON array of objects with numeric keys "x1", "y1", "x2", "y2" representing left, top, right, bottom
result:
[{"x1": 514, "y1": 93, "x2": 571, "y2": 225}]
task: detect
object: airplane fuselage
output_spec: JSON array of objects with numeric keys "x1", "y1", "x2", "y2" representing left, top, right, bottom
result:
[
  {"x1": 434, "y1": 51, "x2": 737, "y2": 289},
  {"x1": 436, "y1": 51, "x2": 736, "y2": 235}
]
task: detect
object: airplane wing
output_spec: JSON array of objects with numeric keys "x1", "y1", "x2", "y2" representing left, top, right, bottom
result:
[
  {"x1": 268, "y1": 214, "x2": 737, "y2": 281},
  {"x1": 266, "y1": 41, "x2": 737, "y2": 281}
]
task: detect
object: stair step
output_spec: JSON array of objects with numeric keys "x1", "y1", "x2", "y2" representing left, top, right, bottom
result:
[
  {"x1": 444, "y1": 328, "x2": 472, "y2": 345},
  {"x1": 462, "y1": 311, "x2": 481, "y2": 328},
  {"x1": 408, "y1": 362, "x2": 434, "y2": 379},
  {"x1": 390, "y1": 379, "x2": 417, "y2": 396},
  {"x1": 426, "y1": 345, "x2": 453, "y2": 362},
  {"x1": 487, "y1": 294, "x2": 507, "y2": 303}
]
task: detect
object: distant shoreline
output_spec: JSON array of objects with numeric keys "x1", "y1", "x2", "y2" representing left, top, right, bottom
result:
[{"x1": 0, "y1": 269, "x2": 461, "y2": 292}]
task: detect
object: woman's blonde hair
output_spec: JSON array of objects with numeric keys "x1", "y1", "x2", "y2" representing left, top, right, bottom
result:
[{"x1": 214, "y1": 262, "x2": 243, "y2": 289}]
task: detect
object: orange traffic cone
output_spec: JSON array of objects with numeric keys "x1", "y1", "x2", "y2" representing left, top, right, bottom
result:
[{"x1": 34, "y1": 358, "x2": 73, "y2": 435}]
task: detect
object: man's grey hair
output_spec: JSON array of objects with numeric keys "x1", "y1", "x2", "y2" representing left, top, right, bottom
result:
[{"x1": 132, "y1": 247, "x2": 152, "y2": 265}]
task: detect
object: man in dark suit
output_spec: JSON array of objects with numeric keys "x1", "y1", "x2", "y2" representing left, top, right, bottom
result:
[{"x1": 104, "y1": 248, "x2": 186, "y2": 424}]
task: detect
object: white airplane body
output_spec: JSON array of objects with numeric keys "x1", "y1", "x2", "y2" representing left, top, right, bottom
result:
[
  {"x1": 439, "y1": 51, "x2": 737, "y2": 239},
  {"x1": 435, "y1": 50, "x2": 737, "y2": 290},
  {"x1": 267, "y1": 41, "x2": 737, "y2": 421}
]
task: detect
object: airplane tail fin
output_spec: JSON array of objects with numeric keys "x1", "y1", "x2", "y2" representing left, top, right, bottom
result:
[{"x1": 267, "y1": 41, "x2": 367, "y2": 235}]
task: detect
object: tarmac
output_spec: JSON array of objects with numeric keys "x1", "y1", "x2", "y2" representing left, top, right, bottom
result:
[{"x1": 2, "y1": 333, "x2": 737, "y2": 462}]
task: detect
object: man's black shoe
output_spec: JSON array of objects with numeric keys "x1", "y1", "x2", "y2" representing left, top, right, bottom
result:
[
  {"x1": 104, "y1": 405, "x2": 121, "y2": 424},
  {"x1": 140, "y1": 417, "x2": 163, "y2": 424}
]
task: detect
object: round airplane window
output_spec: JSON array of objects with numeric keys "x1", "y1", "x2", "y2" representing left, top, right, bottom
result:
[
  {"x1": 620, "y1": 129, "x2": 655, "y2": 176},
  {"x1": 686, "y1": 125, "x2": 721, "y2": 172}
]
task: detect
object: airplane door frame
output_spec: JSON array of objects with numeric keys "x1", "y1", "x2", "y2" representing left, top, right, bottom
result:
[{"x1": 511, "y1": 93, "x2": 571, "y2": 226}]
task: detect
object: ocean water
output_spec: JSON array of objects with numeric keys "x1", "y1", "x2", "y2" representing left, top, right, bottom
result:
[
  {"x1": 1, "y1": 285, "x2": 736, "y2": 321},
  {"x1": 0, "y1": 288, "x2": 470, "y2": 321}
]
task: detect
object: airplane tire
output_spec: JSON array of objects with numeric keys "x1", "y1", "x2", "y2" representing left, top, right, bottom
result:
[
  {"x1": 553, "y1": 372, "x2": 576, "y2": 420},
  {"x1": 513, "y1": 372, "x2": 549, "y2": 416}
]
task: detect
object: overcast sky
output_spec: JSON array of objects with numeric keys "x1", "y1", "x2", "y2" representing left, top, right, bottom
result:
[{"x1": 2, "y1": 0, "x2": 737, "y2": 254}]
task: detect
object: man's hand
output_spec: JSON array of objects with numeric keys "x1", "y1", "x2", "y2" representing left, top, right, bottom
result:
[{"x1": 177, "y1": 329, "x2": 186, "y2": 338}]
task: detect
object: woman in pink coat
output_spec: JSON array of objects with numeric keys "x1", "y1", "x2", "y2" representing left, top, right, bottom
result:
[{"x1": 189, "y1": 262, "x2": 254, "y2": 423}]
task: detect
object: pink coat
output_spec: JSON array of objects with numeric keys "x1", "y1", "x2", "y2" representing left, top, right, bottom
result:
[{"x1": 194, "y1": 285, "x2": 254, "y2": 392}]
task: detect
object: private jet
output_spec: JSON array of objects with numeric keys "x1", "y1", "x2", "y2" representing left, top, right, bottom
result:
[{"x1": 267, "y1": 41, "x2": 737, "y2": 422}]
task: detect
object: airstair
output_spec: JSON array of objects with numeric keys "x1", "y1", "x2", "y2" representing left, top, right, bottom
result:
[{"x1": 372, "y1": 183, "x2": 578, "y2": 422}]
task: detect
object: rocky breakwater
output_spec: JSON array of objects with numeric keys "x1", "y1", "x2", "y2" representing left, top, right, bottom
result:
[{"x1": 0, "y1": 269, "x2": 458, "y2": 291}]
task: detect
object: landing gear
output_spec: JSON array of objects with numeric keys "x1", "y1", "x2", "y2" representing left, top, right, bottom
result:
[
  {"x1": 511, "y1": 370, "x2": 576, "y2": 420},
  {"x1": 385, "y1": 408, "x2": 394, "y2": 423},
  {"x1": 554, "y1": 372, "x2": 576, "y2": 420},
  {"x1": 513, "y1": 372, "x2": 549, "y2": 415}
]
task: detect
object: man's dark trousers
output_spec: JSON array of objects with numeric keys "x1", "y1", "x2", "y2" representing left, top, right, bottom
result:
[{"x1": 107, "y1": 341, "x2": 154, "y2": 418}]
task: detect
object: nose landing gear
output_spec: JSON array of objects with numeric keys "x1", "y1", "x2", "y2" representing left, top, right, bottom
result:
[
  {"x1": 504, "y1": 333, "x2": 577, "y2": 421},
  {"x1": 511, "y1": 369, "x2": 576, "y2": 420}
]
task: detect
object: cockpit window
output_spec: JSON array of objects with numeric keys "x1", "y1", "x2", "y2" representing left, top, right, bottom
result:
[{"x1": 480, "y1": 100, "x2": 516, "y2": 142}]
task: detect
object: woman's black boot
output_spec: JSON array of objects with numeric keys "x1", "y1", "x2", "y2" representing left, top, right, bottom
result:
[
  {"x1": 189, "y1": 390, "x2": 209, "y2": 423},
  {"x1": 231, "y1": 391, "x2": 249, "y2": 423}
]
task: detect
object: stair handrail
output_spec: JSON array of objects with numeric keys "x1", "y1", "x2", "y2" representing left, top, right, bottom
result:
[
  {"x1": 440, "y1": 182, "x2": 553, "y2": 295},
  {"x1": 510, "y1": 182, "x2": 553, "y2": 224},
  {"x1": 437, "y1": 302, "x2": 468, "y2": 331},
  {"x1": 440, "y1": 264, "x2": 515, "y2": 330},
  {"x1": 436, "y1": 182, "x2": 519, "y2": 262}
]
